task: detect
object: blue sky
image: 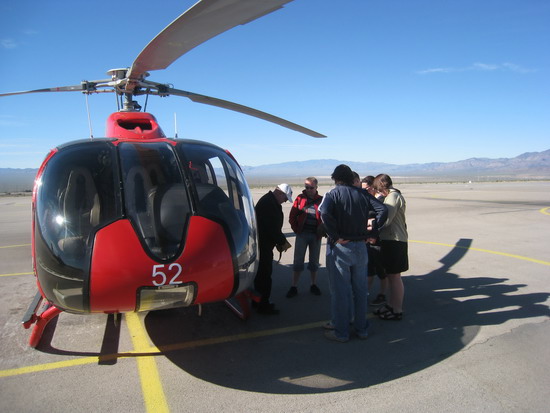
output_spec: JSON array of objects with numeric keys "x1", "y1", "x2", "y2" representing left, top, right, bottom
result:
[{"x1": 1, "y1": 0, "x2": 549, "y2": 169}]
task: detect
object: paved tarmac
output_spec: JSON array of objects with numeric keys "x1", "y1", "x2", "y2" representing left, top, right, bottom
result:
[{"x1": 0, "y1": 181, "x2": 549, "y2": 412}]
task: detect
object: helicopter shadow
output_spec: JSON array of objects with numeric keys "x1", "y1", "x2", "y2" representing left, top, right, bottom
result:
[
  {"x1": 37, "y1": 313, "x2": 122, "y2": 364},
  {"x1": 144, "y1": 238, "x2": 550, "y2": 394}
]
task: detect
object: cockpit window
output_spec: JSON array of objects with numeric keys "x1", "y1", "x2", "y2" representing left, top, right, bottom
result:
[
  {"x1": 119, "y1": 142, "x2": 191, "y2": 260},
  {"x1": 34, "y1": 140, "x2": 120, "y2": 311},
  {"x1": 177, "y1": 142, "x2": 258, "y2": 293}
]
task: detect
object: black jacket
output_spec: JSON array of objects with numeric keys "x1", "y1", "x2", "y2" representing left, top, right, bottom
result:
[{"x1": 255, "y1": 191, "x2": 287, "y2": 249}]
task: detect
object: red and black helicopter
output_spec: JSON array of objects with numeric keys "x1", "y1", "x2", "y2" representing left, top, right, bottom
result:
[{"x1": 0, "y1": 0, "x2": 324, "y2": 347}]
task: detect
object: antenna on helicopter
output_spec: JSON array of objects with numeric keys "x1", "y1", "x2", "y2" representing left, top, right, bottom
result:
[
  {"x1": 85, "y1": 94, "x2": 94, "y2": 139},
  {"x1": 174, "y1": 113, "x2": 179, "y2": 138}
]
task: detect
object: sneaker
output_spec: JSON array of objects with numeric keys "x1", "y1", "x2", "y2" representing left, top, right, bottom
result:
[
  {"x1": 369, "y1": 294, "x2": 386, "y2": 306},
  {"x1": 310, "y1": 284, "x2": 321, "y2": 296},
  {"x1": 286, "y1": 286, "x2": 298, "y2": 298},
  {"x1": 323, "y1": 322, "x2": 335, "y2": 330},
  {"x1": 324, "y1": 330, "x2": 348, "y2": 342}
]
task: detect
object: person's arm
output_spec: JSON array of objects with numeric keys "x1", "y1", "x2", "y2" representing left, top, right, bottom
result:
[
  {"x1": 383, "y1": 191, "x2": 400, "y2": 226},
  {"x1": 368, "y1": 194, "x2": 388, "y2": 231},
  {"x1": 256, "y1": 196, "x2": 286, "y2": 246},
  {"x1": 272, "y1": 202, "x2": 287, "y2": 246},
  {"x1": 289, "y1": 197, "x2": 300, "y2": 233},
  {"x1": 319, "y1": 192, "x2": 339, "y2": 241}
]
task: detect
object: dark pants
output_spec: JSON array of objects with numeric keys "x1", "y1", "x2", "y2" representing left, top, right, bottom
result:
[{"x1": 254, "y1": 244, "x2": 274, "y2": 304}]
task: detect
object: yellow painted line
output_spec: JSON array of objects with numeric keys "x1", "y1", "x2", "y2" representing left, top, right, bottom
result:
[
  {"x1": 0, "y1": 243, "x2": 31, "y2": 249},
  {"x1": 540, "y1": 207, "x2": 550, "y2": 216},
  {"x1": 126, "y1": 312, "x2": 169, "y2": 413},
  {"x1": 410, "y1": 240, "x2": 550, "y2": 266},
  {"x1": 1, "y1": 240, "x2": 549, "y2": 381},
  {"x1": 0, "y1": 272, "x2": 33, "y2": 277},
  {"x1": 0, "y1": 320, "x2": 330, "y2": 379},
  {"x1": 154, "y1": 321, "x2": 327, "y2": 353},
  {"x1": 0, "y1": 244, "x2": 32, "y2": 276},
  {"x1": 0, "y1": 356, "x2": 99, "y2": 378},
  {"x1": 0, "y1": 350, "x2": 148, "y2": 379}
]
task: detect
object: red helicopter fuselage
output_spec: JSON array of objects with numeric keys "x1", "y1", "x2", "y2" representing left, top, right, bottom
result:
[{"x1": 31, "y1": 112, "x2": 258, "y2": 316}]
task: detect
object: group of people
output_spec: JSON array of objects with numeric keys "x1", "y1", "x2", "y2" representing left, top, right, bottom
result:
[{"x1": 253, "y1": 164, "x2": 409, "y2": 342}]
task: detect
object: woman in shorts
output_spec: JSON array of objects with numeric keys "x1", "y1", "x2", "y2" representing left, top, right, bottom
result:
[{"x1": 373, "y1": 174, "x2": 408, "y2": 320}]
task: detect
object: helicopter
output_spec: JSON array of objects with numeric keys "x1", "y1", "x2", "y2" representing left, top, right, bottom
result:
[{"x1": 1, "y1": 0, "x2": 325, "y2": 348}]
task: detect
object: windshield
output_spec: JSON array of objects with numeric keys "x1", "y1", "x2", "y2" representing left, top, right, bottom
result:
[
  {"x1": 119, "y1": 141, "x2": 190, "y2": 261},
  {"x1": 177, "y1": 142, "x2": 258, "y2": 293}
]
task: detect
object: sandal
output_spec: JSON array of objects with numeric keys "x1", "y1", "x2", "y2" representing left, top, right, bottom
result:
[
  {"x1": 379, "y1": 309, "x2": 403, "y2": 321},
  {"x1": 374, "y1": 304, "x2": 392, "y2": 316}
]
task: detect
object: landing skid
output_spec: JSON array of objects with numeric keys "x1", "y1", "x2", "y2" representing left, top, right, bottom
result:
[
  {"x1": 22, "y1": 288, "x2": 261, "y2": 347},
  {"x1": 224, "y1": 289, "x2": 261, "y2": 320},
  {"x1": 22, "y1": 291, "x2": 62, "y2": 348}
]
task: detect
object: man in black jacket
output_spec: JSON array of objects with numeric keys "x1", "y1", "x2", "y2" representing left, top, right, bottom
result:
[{"x1": 254, "y1": 184, "x2": 293, "y2": 314}]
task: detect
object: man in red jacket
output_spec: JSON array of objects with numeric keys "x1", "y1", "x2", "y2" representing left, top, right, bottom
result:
[{"x1": 287, "y1": 177, "x2": 324, "y2": 298}]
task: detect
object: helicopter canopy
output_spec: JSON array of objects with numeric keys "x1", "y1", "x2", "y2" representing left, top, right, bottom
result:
[{"x1": 34, "y1": 138, "x2": 257, "y2": 312}]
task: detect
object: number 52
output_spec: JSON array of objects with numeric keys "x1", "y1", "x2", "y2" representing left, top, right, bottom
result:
[{"x1": 151, "y1": 263, "x2": 183, "y2": 286}]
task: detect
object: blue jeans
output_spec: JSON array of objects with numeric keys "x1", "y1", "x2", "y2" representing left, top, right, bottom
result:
[
  {"x1": 292, "y1": 231, "x2": 321, "y2": 272},
  {"x1": 326, "y1": 241, "x2": 369, "y2": 339}
]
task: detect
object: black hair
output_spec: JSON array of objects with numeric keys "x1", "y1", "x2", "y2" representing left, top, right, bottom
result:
[{"x1": 331, "y1": 164, "x2": 355, "y2": 186}]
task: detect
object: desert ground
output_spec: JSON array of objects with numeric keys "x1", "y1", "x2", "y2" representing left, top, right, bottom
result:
[{"x1": 1, "y1": 181, "x2": 549, "y2": 412}]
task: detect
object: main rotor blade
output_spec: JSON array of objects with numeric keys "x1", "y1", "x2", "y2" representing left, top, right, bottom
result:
[
  {"x1": 128, "y1": 0, "x2": 293, "y2": 80},
  {"x1": 167, "y1": 87, "x2": 326, "y2": 138},
  {"x1": 0, "y1": 84, "x2": 86, "y2": 97}
]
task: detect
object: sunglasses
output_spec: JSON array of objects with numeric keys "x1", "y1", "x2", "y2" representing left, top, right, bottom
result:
[{"x1": 305, "y1": 185, "x2": 316, "y2": 190}]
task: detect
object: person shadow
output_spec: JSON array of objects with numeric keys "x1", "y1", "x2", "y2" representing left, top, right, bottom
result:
[{"x1": 144, "y1": 238, "x2": 550, "y2": 394}]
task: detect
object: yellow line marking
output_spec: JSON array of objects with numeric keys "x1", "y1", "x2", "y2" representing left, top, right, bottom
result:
[
  {"x1": 0, "y1": 272, "x2": 33, "y2": 277},
  {"x1": 154, "y1": 321, "x2": 327, "y2": 353},
  {"x1": 126, "y1": 312, "x2": 169, "y2": 413},
  {"x1": 540, "y1": 207, "x2": 550, "y2": 216},
  {"x1": 0, "y1": 244, "x2": 31, "y2": 249},
  {"x1": 0, "y1": 357, "x2": 99, "y2": 378},
  {"x1": 1, "y1": 234, "x2": 548, "y2": 381},
  {"x1": 0, "y1": 350, "x2": 149, "y2": 378},
  {"x1": 0, "y1": 320, "x2": 329, "y2": 379},
  {"x1": 410, "y1": 240, "x2": 550, "y2": 266}
]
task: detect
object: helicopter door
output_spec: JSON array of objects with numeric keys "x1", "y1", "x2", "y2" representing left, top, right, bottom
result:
[{"x1": 177, "y1": 142, "x2": 258, "y2": 295}]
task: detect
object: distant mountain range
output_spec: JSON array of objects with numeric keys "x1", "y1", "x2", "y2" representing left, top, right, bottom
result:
[
  {"x1": 0, "y1": 168, "x2": 37, "y2": 193},
  {"x1": 242, "y1": 149, "x2": 550, "y2": 183},
  {"x1": 1, "y1": 149, "x2": 549, "y2": 192}
]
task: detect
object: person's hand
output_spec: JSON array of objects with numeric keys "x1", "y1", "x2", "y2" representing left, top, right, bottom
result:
[
  {"x1": 276, "y1": 240, "x2": 292, "y2": 252},
  {"x1": 336, "y1": 239, "x2": 349, "y2": 245},
  {"x1": 367, "y1": 218, "x2": 375, "y2": 231}
]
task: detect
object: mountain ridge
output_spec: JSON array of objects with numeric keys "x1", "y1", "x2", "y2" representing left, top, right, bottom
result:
[
  {"x1": 242, "y1": 149, "x2": 550, "y2": 180},
  {"x1": 1, "y1": 149, "x2": 549, "y2": 192}
]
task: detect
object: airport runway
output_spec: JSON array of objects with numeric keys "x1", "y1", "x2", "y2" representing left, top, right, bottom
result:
[{"x1": 1, "y1": 181, "x2": 549, "y2": 412}]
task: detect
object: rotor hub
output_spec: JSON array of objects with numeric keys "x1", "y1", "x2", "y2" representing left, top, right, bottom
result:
[{"x1": 107, "y1": 68, "x2": 129, "y2": 81}]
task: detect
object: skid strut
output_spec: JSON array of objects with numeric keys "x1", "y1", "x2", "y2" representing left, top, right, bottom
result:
[
  {"x1": 22, "y1": 291, "x2": 62, "y2": 348},
  {"x1": 224, "y1": 288, "x2": 261, "y2": 320}
]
